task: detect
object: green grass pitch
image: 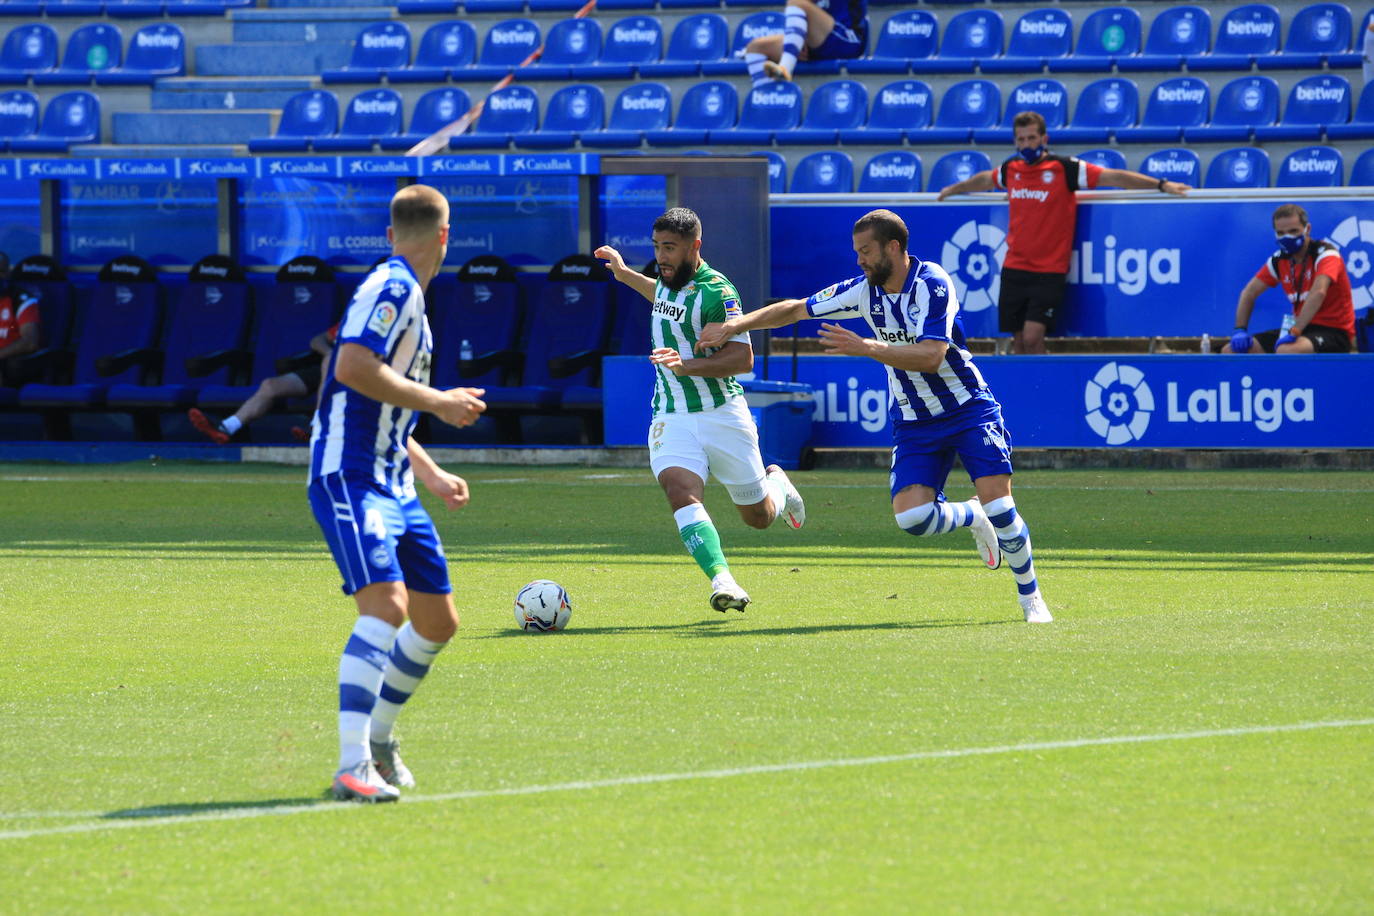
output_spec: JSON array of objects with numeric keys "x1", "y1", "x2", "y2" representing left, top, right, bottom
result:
[{"x1": 1, "y1": 462, "x2": 1371, "y2": 913}]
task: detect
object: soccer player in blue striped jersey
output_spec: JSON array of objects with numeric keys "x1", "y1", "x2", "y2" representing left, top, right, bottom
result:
[
  {"x1": 698, "y1": 209, "x2": 1051, "y2": 623},
  {"x1": 595, "y1": 207, "x2": 805, "y2": 615},
  {"x1": 308, "y1": 185, "x2": 488, "y2": 802}
]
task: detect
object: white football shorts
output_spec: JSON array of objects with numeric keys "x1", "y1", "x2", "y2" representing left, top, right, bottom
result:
[{"x1": 648, "y1": 395, "x2": 768, "y2": 505}]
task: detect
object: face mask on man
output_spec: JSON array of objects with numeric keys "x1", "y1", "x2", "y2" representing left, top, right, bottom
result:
[
  {"x1": 1275, "y1": 233, "x2": 1305, "y2": 256},
  {"x1": 1018, "y1": 144, "x2": 1046, "y2": 163}
]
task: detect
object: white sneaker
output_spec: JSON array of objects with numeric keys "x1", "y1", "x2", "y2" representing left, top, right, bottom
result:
[
  {"x1": 1019, "y1": 591, "x2": 1053, "y2": 623},
  {"x1": 710, "y1": 573, "x2": 751, "y2": 613},
  {"x1": 969, "y1": 498, "x2": 1002, "y2": 570},
  {"x1": 330, "y1": 759, "x2": 400, "y2": 803},
  {"x1": 766, "y1": 464, "x2": 805, "y2": 529}
]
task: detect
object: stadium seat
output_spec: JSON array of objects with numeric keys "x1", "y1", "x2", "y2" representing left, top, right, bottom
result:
[
  {"x1": 1050, "y1": 7, "x2": 1141, "y2": 73},
  {"x1": 248, "y1": 90, "x2": 338, "y2": 153},
  {"x1": 390, "y1": 21, "x2": 477, "y2": 82},
  {"x1": 0, "y1": 24, "x2": 60, "y2": 84},
  {"x1": 379, "y1": 87, "x2": 471, "y2": 151},
  {"x1": 838, "y1": 78, "x2": 931, "y2": 145},
  {"x1": 429, "y1": 255, "x2": 525, "y2": 393},
  {"x1": 1114, "y1": 76, "x2": 1208, "y2": 143},
  {"x1": 858, "y1": 150, "x2": 922, "y2": 193},
  {"x1": 97, "y1": 23, "x2": 186, "y2": 85},
  {"x1": 194, "y1": 256, "x2": 339, "y2": 414},
  {"x1": 715, "y1": 81, "x2": 801, "y2": 145},
  {"x1": 1326, "y1": 81, "x2": 1374, "y2": 140},
  {"x1": 105, "y1": 0, "x2": 166, "y2": 17},
  {"x1": 1183, "y1": 75, "x2": 1279, "y2": 143},
  {"x1": 461, "y1": 19, "x2": 541, "y2": 82},
  {"x1": 0, "y1": 89, "x2": 39, "y2": 149},
  {"x1": 574, "y1": 15, "x2": 661, "y2": 79},
  {"x1": 933, "y1": 9, "x2": 1003, "y2": 66},
  {"x1": 106, "y1": 255, "x2": 253, "y2": 411},
  {"x1": 1140, "y1": 147, "x2": 1202, "y2": 186},
  {"x1": 1118, "y1": 5, "x2": 1211, "y2": 71},
  {"x1": 3, "y1": 255, "x2": 74, "y2": 391},
  {"x1": 517, "y1": 83, "x2": 603, "y2": 149},
  {"x1": 580, "y1": 82, "x2": 670, "y2": 148},
  {"x1": 1076, "y1": 147, "x2": 1127, "y2": 186},
  {"x1": 645, "y1": 80, "x2": 735, "y2": 146},
  {"x1": 751, "y1": 150, "x2": 787, "y2": 194},
  {"x1": 1350, "y1": 147, "x2": 1374, "y2": 185},
  {"x1": 639, "y1": 14, "x2": 728, "y2": 78},
  {"x1": 981, "y1": 8, "x2": 1072, "y2": 73},
  {"x1": 1329, "y1": 9, "x2": 1374, "y2": 68},
  {"x1": 927, "y1": 150, "x2": 992, "y2": 192},
  {"x1": 1258, "y1": 2, "x2": 1351, "y2": 70},
  {"x1": 1276, "y1": 145, "x2": 1343, "y2": 187},
  {"x1": 526, "y1": 18, "x2": 602, "y2": 80},
  {"x1": 448, "y1": 84, "x2": 537, "y2": 150},
  {"x1": 313, "y1": 89, "x2": 404, "y2": 151},
  {"x1": 322, "y1": 22, "x2": 412, "y2": 84},
  {"x1": 974, "y1": 78, "x2": 1066, "y2": 143},
  {"x1": 1205, "y1": 146, "x2": 1271, "y2": 188},
  {"x1": 1054, "y1": 77, "x2": 1139, "y2": 144},
  {"x1": 40, "y1": 0, "x2": 104, "y2": 14},
  {"x1": 1255, "y1": 74, "x2": 1352, "y2": 142},
  {"x1": 34, "y1": 23, "x2": 122, "y2": 86},
  {"x1": 780, "y1": 79, "x2": 866, "y2": 145},
  {"x1": 1190, "y1": 4, "x2": 1281, "y2": 71},
  {"x1": 790, "y1": 151, "x2": 854, "y2": 193},
  {"x1": 8, "y1": 90, "x2": 99, "y2": 151},
  {"x1": 913, "y1": 77, "x2": 998, "y2": 145},
  {"x1": 847, "y1": 10, "x2": 939, "y2": 74},
  {"x1": 730, "y1": 11, "x2": 784, "y2": 58}
]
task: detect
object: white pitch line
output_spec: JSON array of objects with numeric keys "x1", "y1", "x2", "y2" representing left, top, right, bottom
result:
[{"x1": 2, "y1": 718, "x2": 1370, "y2": 842}]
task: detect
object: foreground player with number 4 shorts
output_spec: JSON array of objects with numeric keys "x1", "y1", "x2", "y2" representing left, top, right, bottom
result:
[
  {"x1": 596, "y1": 207, "x2": 805, "y2": 615},
  {"x1": 697, "y1": 209, "x2": 1051, "y2": 624}
]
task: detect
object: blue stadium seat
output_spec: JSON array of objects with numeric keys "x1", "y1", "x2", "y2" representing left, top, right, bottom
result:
[
  {"x1": 390, "y1": 21, "x2": 476, "y2": 82},
  {"x1": 106, "y1": 255, "x2": 252, "y2": 411},
  {"x1": 1118, "y1": 5, "x2": 1211, "y2": 71},
  {"x1": 248, "y1": 90, "x2": 338, "y2": 153},
  {"x1": 790, "y1": 151, "x2": 854, "y2": 193},
  {"x1": 379, "y1": 87, "x2": 472, "y2": 151},
  {"x1": 751, "y1": 150, "x2": 787, "y2": 194},
  {"x1": 527, "y1": 18, "x2": 602, "y2": 80},
  {"x1": 1259, "y1": 2, "x2": 1351, "y2": 70},
  {"x1": 105, "y1": 0, "x2": 167, "y2": 18},
  {"x1": 1190, "y1": 4, "x2": 1281, "y2": 71},
  {"x1": 847, "y1": 10, "x2": 938, "y2": 74},
  {"x1": 731, "y1": 11, "x2": 784, "y2": 57},
  {"x1": 913, "y1": 77, "x2": 998, "y2": 144},
  {"x1": 3, "y1": 255, "x2": 74, "y2": 392},
  {"x1": 580, "y1": 82, "x2": 670, "y2": 148},
  {"x1": 429, "y1": 255, "x2": 525, "y2": 393},
  {"x1": 517, "y1": 83, "x2": 603, "y2": 149},
  {"x1": 1140, "y1": 147, "x2": 1202, "y2": 186},
  {"x1": 1276, "y1": 145, "x2": 1343, "y2": 187},
  {"x1": 936, "y1": 9, "x2": 1003, "y2": 63},
  {"x1": 639, "y1": 14, "x2": 728, "y2": 78},
  {"x1": 322, "y1": 22, "x2": 412, "y2": 84},
  {"x1": 858, "y1": 150, "x2": 922, "y2": 193},
  {"x1": 974, "y1": 78, "x2": 1066, "y2": 143},
  {"x1": 780, "y1": 79, "x2": 867, "y2": 145},
  {"x1": 8, "y1": 90, "x2": 99, "y2": 151},
  {"x1": 715, "y1": 81, "x2": 801, "y2": 145},
  {"x1": 1050, "y1": 7, "x2": 1141, "y2": 73},
  {"x1": 1114, "y1": 76, "x2": 1208, "y2": 143},
  {"x1": 34, "y1": 22, "x2": 122, "y2": 85},
  {"x1": 1184, "y1": 75, "x2": 1279, "y2": 143},
  {"x1": 448, "y1": 84, "x2": 537, "y2": 150},
  {"x1": 1326, "y1": 81, "x2": 1374, "y2": 140},
  {"x1": 97, "y1": 23, "x2": 186, "y2": 85},
  {"x1": 0, "y1": 24, "x2": 59, "y2": 84},
  {"x1": 461, "y1": 19, "x2": 541, "y2": 82},
  {"x1": 645, "y1": 80, "x2": 735, "y2": 146},
  {"x1": 1329, "y1": 8, "x2": 1374, "y2": 68},
  {"x1": 1350, "y1": 147, "x2": 1374, "y2": 185},
  {"x1": 982, "y1": 8, "x2": 1072, "y2": 73},
  {"x1": 1055, "y1": 77, "x2": 1138, "y2": 144},
  {"x1": 838, "y1": 78, "x2": 931, "y2": 145},
  {"x1": 0, "y1": 89, "x2": 39, "y2": 149},
  {"x1": 313, "y1": 88, "x2": 404, "y2": 151},
  {"x1": 927, "y1": 150, "x2": 992, "y2": 192},
  {"x1": 573, "y1": 15, "x2": 660, "y2": 79},
  {"x1": 1255, "y1": 74, "x2": 1352, "y2": 142},
  {"x1": 1076, "y1": 147, "x2": 1127, "y2": 186},
  {"x1": 1205, "y1": 147, "x2": 1271, "y2": 188}
]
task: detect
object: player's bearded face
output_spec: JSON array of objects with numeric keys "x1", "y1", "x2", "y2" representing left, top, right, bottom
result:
[
  {"x1": 862, "y1": 249, "x2": 894, "y2": 287},
  {"x1": 654, "y1": 235, "x2": 699, "y2": 291}
]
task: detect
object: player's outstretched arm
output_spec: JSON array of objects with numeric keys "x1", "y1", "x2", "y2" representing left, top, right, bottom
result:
[
  {"x1": 407, "y1": 437, "x2": 470, "y2": 510},
  {"x1": 937, "y1": 169, "x2": 997, "y2": 201},
  {"x1": 594, "y1": 244, "x2": 656, "y2": 302},
  {"x1": 696, "y1": 298, "x2": 809, "y2": 351},
  {"x1": 1098, "y1": 168, "x2": 1189, "y2": 196},
  {"x1": 336, "y1": 343, "x2": 486, "y2": 428}
]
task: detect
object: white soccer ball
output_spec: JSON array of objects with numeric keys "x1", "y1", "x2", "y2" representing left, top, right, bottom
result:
[{"x1": 513, "y1": 579, "x2": 571, "y2": 632}]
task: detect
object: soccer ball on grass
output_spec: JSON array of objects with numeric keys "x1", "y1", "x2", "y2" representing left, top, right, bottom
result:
[{"x1": 514, "y1": 579, "x2": 571, "y2": 632}]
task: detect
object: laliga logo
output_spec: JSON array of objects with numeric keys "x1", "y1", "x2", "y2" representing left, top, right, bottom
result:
[
  {"x1": 940, "y1": 220, "x2": 1006, "y2": 312},
  {"x1": 1084, "y1": 362, "x2": 1153, "y2": 444},
  {"x1": 1328, "y1": 216, "x2": 1374, "y2": 311}
]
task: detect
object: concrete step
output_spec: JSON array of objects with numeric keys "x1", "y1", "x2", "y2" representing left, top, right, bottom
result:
[
  {"x1": 196, "y1": 42, "x2": 352, "y2": 76},
  {"x1": 232, "y1": 9, "x2": 394, "y2": 44},
  {"x1": 70, "y1": 143, "x2": 246, "y2": 158},
  {"x1": 152, "y1": 76, "x2": 316, "y2": 111},
  {"x1": 113, "y1": 109, "x2": 276, "y2": 144}
]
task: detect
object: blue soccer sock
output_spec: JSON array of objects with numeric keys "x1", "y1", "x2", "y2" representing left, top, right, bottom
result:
[
  {"x1": 983, "y1": 496, "x2": 1038, "y2": 596},
  {"x1": 780, "y1": 5, "x2": 808, "y2": 74},
  {"x1": 745, "y1": 51, "x2": 769, "y2": 86},
  {"x1": 370, "y1": 622, "x2": 447, "y2": 743},
  {"x1": 895, "y1": 499, "x2": 977, "y2": 537},
  {"x1": 337, "y1": 615, "x2": 398, "y2": 771}
]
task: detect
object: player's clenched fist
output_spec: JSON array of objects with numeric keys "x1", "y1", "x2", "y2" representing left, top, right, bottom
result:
[{"x1": 433, "y1": 387, "x2": 486, "y2": 428}]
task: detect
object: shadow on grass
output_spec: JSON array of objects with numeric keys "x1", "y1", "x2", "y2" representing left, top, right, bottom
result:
[
  {"x1": 482, "y1": 617, "x2": 1017, "y2": 638},
  {"x1": 103, "y1": 797, "x2": 330, "y2": 820}
]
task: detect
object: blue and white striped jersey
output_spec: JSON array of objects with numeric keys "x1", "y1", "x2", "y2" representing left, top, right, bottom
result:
[
  {"x1": 805, "y1": 258, "x2": 990, "y2": 423},
  {"x1": 309, "y1": 256, "x2": 433, "y2": 497}
]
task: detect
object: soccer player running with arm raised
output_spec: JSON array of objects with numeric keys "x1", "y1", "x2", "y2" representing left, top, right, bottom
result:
[
  {"x1": 308, "y1": 185, "x2": 487, "y2": 802},
  {"x1": 595, "y1": 207, "x2": 805, "y2": 615},
  {"x1": 698, "y1": 209, "x2": 1051, "y2": 623}
]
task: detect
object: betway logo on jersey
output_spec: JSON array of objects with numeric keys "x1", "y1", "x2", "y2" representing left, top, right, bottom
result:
[
  {"x1": 1287, "y1": 156, "x2": 1340, "y2": 174},
  {"x1": 1226, "y1": 19, "x2": 1275, "y2": 37},
  {"x1": 1295, "y1": 84, "x2": 1346, "y2": 103},
  {"x1": 621, "y1": 95, "x2": 667, "y2": 111},
  {"x1": 490, "y1": 28, "x2": 536, "y2": 45},
  {"x1": 1068, "y1": 235, "x2": 1180, "y2": 296},
  {"x1": 887, "y1": 19, "x2": 934, "y2": 37},
  {"x1": 136, "y1": 31, "x2": 181, "y2": 49},
  {"x1": 1009, "y1": 186, "x2": 1050, "y2": 202},
  {"x1": 612, "y1": 26, "x2": 658, "y2": 44},
  {"x1": 353, "y1": 98, "x2": 399, "y2": 115},
  {"x1": 361, "y1": 33, "x2": 407, "y2": 49},
  {"x1": 652, "y1": 298, "x2": 686, "y2": 322},
  {"x1": 1018, "y1": 19, "x2": 1067, "y2": 37},
  {"x1": 1157, "y1": 86, "x2": 1206, "y2": 103},
  {"x1": 489, "y1": 94, "x2": 534, "y2": 112}
]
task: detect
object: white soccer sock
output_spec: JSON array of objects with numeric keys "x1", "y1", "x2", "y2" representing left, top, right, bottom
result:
[
  {"x1": 338, "y1": 615, "x2": 398, "y2": 771},
  {"x1": 983, "y1": 496, "x2": 1038, "y2": 597},
  {"x1": 221, "y1": 415, "x2": 243, "y2": 436},
  {"x1": 780, "y1": 5, "x2": 808, "y2": 74},
  {"x1": 895, "y1": 499, "x2": 976, "y2": 537},
  {"x1": 370, "y1": 622, "x2": 447, "y2": 743},
  {"x1": 745, "y1": 51, "x2": 769, "y2": 86}
]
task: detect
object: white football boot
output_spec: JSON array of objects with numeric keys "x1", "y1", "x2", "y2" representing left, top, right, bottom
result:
[
  {"x1": 710, "y1": 572, "x2": 751, "y2": 613},
  {"x1": 330, "y1": 759, "x2": 400, "y2": 803},
  {"x1": 766, "y1": 464, "x2": 806, "y2": 529},
  {"x1": 968, "y1": 498, "x2": 1002, "y2": 570},
  {"x1": 1019, "y1": 590, "x2": 1053, "y2": 624}
]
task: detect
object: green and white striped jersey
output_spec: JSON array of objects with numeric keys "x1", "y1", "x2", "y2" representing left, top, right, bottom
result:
[{"x1": 649, "y1": 260, "x2": 750, "y2": 416}]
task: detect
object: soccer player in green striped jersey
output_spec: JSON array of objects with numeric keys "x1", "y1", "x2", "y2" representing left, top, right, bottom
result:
[{"x1": 595, "y1": 207, "x2": 806, "y2": 614}]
